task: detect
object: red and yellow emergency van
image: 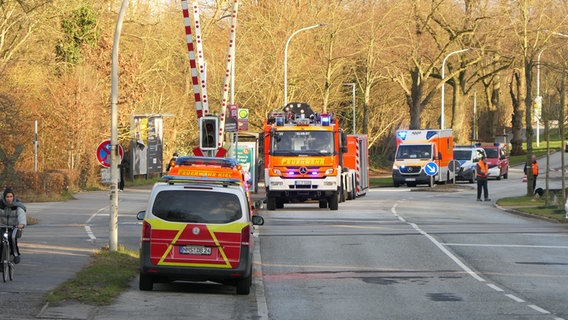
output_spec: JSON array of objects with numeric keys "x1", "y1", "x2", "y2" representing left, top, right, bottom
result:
[{"x1": 137, "y1": 156, "x2": 264, "y2": 295}]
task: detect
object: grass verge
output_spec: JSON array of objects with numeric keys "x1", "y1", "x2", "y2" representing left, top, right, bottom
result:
[
  {"x1": 497, "y1": 195, "x2": 567, "y2": 223},
  {"x1": 44, "y1": 246, "x2": 139, "y2": 306}
]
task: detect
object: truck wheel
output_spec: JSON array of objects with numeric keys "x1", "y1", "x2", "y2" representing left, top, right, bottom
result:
[
  {"x1": 347, "y1": 186, "x2": 354, "y2": 200},
  {"x1": 267, "y1": 197, "x2": 276, "y2": 210},
  {"x1": 329, "y1": 193, "x2": 339, "y2": 210},
  {"x1": 319, "y1": 200, "x2": 328, "y2": 208},
  {"x1": 236, "y1": 274, "x2": 252, "y2": 295},
  {"x1": 139, "y1": 274, "x2": 154, "y2": 291}
]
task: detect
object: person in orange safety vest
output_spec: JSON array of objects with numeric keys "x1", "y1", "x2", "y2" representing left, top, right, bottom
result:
[
  {"x1": 476, "y1": 155, "x2": 490, "y2": 201},
  {"x1": 524, "y1": 155, "x2": 539, "y2": 194}
]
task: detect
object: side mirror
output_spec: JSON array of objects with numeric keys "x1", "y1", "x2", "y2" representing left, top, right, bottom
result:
[
  {"x1": 137, "y1": 211, "x2": 146, "y2": 221},
  {"x1": 252, "y1": 215, "x2": 264, "y2": 226}
]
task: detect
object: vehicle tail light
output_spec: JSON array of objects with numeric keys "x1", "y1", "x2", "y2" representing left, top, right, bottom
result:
[
  {"x1": 141, "y1": 221, "x2": 151, "y2": 243},
  {"x1": 241, "y1": 224, "x2": 251, "y2": 246}
]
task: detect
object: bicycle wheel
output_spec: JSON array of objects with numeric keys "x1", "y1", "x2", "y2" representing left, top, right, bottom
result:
[{"x1": 1, "y1": 242, "x2": 8, "y2": 283}]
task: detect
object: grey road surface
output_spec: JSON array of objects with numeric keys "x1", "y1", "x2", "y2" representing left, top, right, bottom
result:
[{"x1": 2, "y1": 152, "x2": 567, "y2": 319}]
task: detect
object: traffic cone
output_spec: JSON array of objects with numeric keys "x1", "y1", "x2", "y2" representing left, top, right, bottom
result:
[{"x1": 522, "y1": 175, "x2": 527, "y2": 182}]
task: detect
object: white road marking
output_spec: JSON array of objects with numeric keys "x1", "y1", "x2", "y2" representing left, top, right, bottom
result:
[
  {"x1": 392, "y1": 201, "x2": 562, "y2": 319},
  {"x1": 528, "y1": 304, "x2": 551, "y2": 314},
  {"x1": 254, "y1": 229, "x2": 268, "y2": 320},
  {"x1": 487, "y1": 283, "x2": 503, "y2": 292},
  {"x1": 445, "y1": 243, "x2": 568, "y2": 249},
  {"x1": 505, "y1": 294, "x2": 525, "y2": 303},
  {"x1": 84, "y1": 207, "x2": 109, "y2": 242}
]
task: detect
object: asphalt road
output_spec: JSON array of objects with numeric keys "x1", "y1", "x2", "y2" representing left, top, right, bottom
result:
[{"x1": 1, "y1": 152, "x2": 567, "y2": 319}]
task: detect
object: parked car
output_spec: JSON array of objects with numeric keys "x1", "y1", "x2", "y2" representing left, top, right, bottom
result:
[
  {"x1": 137, "y1": 167, "x2": 264, "y2": 295},
  {"x1": 453, "y1": 146, "x2": 486, "y2": 183},
  {"x1": 481, "y1": 144, "x2": 509, "y2": 180}
]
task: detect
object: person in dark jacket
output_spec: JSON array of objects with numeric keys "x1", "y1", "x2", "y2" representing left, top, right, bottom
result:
[
  {"x1": 166, "y1": 152, "x2": 179, "y2": 172},
  {"x1": 0, "y1": 187, "x2": 27, "y2": 264}
]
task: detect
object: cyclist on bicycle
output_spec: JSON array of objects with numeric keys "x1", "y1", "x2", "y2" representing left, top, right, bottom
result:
[{"x1": 0, "y1": 188, "x2": 26, "y2": 264}]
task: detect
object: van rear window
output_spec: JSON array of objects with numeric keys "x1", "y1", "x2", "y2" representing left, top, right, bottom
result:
[{"x1": 152, "y1": 190, "x2": 242, "y2": 223}]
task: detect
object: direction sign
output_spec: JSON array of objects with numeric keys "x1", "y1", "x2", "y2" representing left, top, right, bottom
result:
[
  {"x1": 96, "y1": 139, "x2": 124, "y2": 168},
  {"x1": 424, "y1": 161, "x2": 439, "y2": 176}
]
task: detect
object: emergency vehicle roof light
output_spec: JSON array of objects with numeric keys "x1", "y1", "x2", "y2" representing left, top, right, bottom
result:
[
  {"x1": 276, "y1": 117, "x2": 284, "y2": 126},
  {"x1": 321, "y1": 114, "x2": 330, "y2": 126},
  {"x1": 161, "y1": 176, "x2": 242, "y2": 186},
  {"x1": 176, "y1": 156, "x2": 238, "y2": 168}
]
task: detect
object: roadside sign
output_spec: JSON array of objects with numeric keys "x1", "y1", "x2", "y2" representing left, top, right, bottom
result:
[
  {"x1": 448, "y1": 160, "x2": 460, "y2": 172},
  {"x1": 424, "y1": 161, "x2": 439, "y2": 176},
  {"x1": 96, "y1": 139, "x2": 124, "y2": 168},
  {"x1": 238, "y1": 108, "x2": 249, "y2": 131}
]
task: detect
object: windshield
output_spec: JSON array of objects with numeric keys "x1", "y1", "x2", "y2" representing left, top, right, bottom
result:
[
  {"x1": 272, "y1": 131, "x2": 334, "y2": 156},
  {"x1": 395, "y1": 145, "x2": 432, "y2": 159},
  {"x1": 454, "y1": 150, "x2": 473, "y2": 160},
  {"x1": 152, "y1": 190, "x2": 242, "y2": 224},
  {"x1": 484, "y1": 148, "x2": 498, "y2": 158}
]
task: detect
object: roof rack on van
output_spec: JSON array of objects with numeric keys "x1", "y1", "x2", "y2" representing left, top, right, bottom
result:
[
  {"x1": 161, "y1": 176, "x2": 242, "y2": 186},
  {"x1": 175, "y1": 156, "x2": 239, "y2": 168}
]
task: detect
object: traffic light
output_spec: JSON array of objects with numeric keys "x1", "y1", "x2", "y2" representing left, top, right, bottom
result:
[{"x1": 199, "y1": 116, "x2": 218, "y2": 150}]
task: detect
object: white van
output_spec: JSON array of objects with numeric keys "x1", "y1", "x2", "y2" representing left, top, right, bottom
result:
[{"x1": 452, "y1": 146, "x2": 486, "y2": 183}]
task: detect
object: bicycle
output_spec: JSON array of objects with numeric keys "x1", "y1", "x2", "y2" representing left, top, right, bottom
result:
[{"x1": 0, "y1": 224, "x2": 15, "y2": 282}]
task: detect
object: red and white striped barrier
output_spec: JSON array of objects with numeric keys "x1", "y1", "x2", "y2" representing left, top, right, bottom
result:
[
  {"x1": 217, "y1": 0, "x2": 239, "y2": 148},
  {"x1": 192, "y1": 2, "x2": 209, "y2": 115},
  {"x1": 181, "y1": 0, "x2": 203, "y2": 118}
]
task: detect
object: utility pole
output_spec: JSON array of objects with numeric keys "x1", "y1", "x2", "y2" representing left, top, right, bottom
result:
[{"x1": 109, "y1": 0, "x2": 129, "y2": 252}]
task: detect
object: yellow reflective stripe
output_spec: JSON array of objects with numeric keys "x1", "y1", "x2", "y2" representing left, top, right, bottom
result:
[
  {"x1": 207, "y1": 227, "x2": 232, "y2": 268},
  {"x1": 159, "y1": 228, "x2": 185, "y2": 264}
]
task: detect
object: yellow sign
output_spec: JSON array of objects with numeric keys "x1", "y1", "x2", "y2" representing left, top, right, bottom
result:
[{"x1": 280, "y1": 158, "x2": 325, "y2": 166}]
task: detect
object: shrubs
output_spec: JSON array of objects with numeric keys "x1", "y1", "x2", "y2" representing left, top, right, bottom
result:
[{"x1": 9, "y1": 170, "x2": 80, "y2": 199}]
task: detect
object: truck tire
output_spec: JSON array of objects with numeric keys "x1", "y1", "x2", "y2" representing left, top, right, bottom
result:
[
  {"x1": 139, "y1": 274, "x2": 154, "y2": 291},
  {"x1": 329, "y1": 193, "x2": 339, "y2": 210},
  {"x1": 267, "y1": 197, "x2": 276, "y2": 210}
]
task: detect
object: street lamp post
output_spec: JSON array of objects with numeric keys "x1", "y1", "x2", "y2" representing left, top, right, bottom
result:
[
  {"x1": 548, "y1": 31, "x2": 568, "y2": 219},
  {"x1": 109, "y1": 0, "x2": 129, "y2": 252},
  {"x1": 344, "y1": 83, "x2": 356, "y2": 134},
  {"x1": 441, "y1": 48, "x2": 470, "y2": 129},
  {"x1": 284, "y1": 23, "x2": 326, "y2": 106},
  {"x1": 536, "y1": 48, "x2": 546, "y2": 147}
]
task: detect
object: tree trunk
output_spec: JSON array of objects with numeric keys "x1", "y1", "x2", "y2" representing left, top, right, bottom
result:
[
  {"x1": 408, "y1": 67, "x2": 423, "y2": 129},
  {"x1": 524, "y1": 58, "x2": 534, "y2": 197},
  {"x1": 509, "y1": 69, "x2": 525, "y2": 156}
]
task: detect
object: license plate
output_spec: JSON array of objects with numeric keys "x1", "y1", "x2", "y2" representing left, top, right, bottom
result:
[
  {"x1": 405, "y1": 178, "x2": 416, "y2": 181},
  {"x1": 180, "y1": 246, "x2": 212, "y2": 255},
  {"x1": 295, "y1": 180, "x2": 311, "y2": 185}
]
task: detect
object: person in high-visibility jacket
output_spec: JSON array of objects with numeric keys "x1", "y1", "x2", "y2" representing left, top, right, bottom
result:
[
  {"x1": 476, "y1": 155, "x2": 490, "y2": 201},
  {"x1": 524, "y1": 154, "x2": 539, "y2": 193}
]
